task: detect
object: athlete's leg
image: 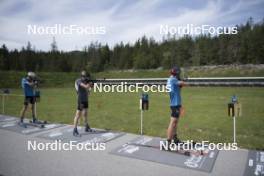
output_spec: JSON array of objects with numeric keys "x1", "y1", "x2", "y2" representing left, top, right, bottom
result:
[
  {"x1": 74, "y1": 110, "x2": 82, "y2": 128},
  {"x1": 73, "y1": 110, "x2": 82, "y2": 136},
  {"x1": 73, "y1": 100, "x2": 84, "y2": 136},
  {"x1": 20, "y1": 104, "x2": 28, "y2": 122},
  {"x1": 82, "y1": 108, "x2": 88, "y2": 126},
  {"x1": 20, "y1": 97, "x2": 30, "y2": 123},
  {"x1": 173, "y1": 107, "x2": 182, "y2": 141},
  {"x1": 167, "y1": 106, "x2": 181, "y2": 142},
  {"x1": 83, "y1": 108, "x2": 92, "y2": 131},
  {"x1": 167, "y1": 117, "x2": 178, "y2": 140},
  {"x1": 31, "y1": 102, "x2": 36, "y2": 121}
]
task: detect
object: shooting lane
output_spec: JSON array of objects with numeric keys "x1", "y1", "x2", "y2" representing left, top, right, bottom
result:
[
  {"x1": 0, "y1": 117, "x2": 64, "y2": 135},
  {"x1": 36, "y1": 125, "x2": 125, "y2": 144},
  {"x1": 110, "y1": 136, "x2": 219, "y2": 173}
]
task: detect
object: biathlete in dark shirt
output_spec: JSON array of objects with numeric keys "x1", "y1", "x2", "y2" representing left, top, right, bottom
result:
[{"x1": 73, "y1": 70, "x2": 93, "y2": 136}]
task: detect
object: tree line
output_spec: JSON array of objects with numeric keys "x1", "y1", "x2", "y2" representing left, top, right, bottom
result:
[{"x1": 0, "y1": 18, "x2": 263, "y2": 73}]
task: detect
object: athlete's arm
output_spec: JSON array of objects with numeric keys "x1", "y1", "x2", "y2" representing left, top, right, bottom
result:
[
  {"x1": 80, "y1": 82, "x2": 91, "y2": 89},
  {"x1": 179, "y1": 81, "x2": 186, "y2": 87},
  {"x1": 173, "y1": 79, "x2": 186, "y2": 88},
  {"x1": 25, "y1": 80, "x2": 35, "y2": 87}
]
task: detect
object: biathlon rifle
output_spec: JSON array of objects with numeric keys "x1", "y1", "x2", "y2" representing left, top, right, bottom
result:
[{"x1": 83, "y1": 76, "x2": 106, "y2": 86}]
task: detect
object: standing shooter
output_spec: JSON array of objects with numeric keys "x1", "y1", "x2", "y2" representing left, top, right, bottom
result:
[
  {"x1": 19, "y1": 72, "x2": 38, "y2": 124},
  {"x1": 166, "y1": 66, "x2": 185, "y2": 145},
  {"x1": 73, "y1": 70, "x2": 93, "y2": 136}
]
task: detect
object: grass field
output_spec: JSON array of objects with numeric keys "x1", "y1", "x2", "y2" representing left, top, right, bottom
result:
[{"x1": 1, "y1": 87, "x2": 263, "y2": 150}]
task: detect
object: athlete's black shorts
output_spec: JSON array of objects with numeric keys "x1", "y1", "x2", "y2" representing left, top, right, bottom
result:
[
  {"x1": 24, "y1": 96, "x2": 36, "y2": 105},
  {"x1": 170, "y1": 105, "x2": 181, "y2": 118},
  {"x1": 77, "y1": 101, "x2": 88, "y2": 111}
]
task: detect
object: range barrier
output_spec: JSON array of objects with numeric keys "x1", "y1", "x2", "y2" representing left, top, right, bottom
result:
[{"x1": 92, "y1": 77, "x2": 264, "y2": 87}]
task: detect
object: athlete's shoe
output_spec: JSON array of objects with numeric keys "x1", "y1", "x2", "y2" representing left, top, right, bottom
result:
[
  {"x1": 73, "y1": 128, "x2": 80, "y2": 136},
  {"x1": 85, "y1": 124, "x2": 92, "y2": 132},
  {"x1": 172, "y1": 138, "x2": 183, "y2": 145},
  {"x1": 172, "y1": 134, "x2": 183, "y2": 145},
  {"x1": 31, "y1": 118, "x2": 47, "y2": 124}
]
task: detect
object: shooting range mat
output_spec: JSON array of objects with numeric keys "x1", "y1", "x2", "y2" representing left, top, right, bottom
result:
[
  {"x1": 110, "y1": 136, "x2": 219, "y2": 172},
  {"x1": 243, "y1": 150, "x2": 264, "y2": 176},
  {"x1": 0, "y1": 114, "x2": 18, "y2": 122},
  {"x1": 0, "y1": 118, "x2": 64, "y2": 135},
  {"x1": 36, "y1": 125, "x2": 125, "y2": 143}
]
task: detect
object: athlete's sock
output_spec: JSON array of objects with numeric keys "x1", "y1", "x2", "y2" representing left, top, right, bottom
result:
[
  {"x1": 32, "y1": 117, "x2": 37, "y2": 123},
  {"x1": 173, "y1": 134, "x2": 178, "y2": 140},
  {"x1": 167, "y1": 139, "x2": 172, "y2": 144},
  {"x1": 84, "y1": 118, "x2": 88, "y2": 126}
]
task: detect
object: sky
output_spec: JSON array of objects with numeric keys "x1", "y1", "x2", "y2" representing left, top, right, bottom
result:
[{"x1": 0, "y1": 0, "x2": 263, "y2": 51}]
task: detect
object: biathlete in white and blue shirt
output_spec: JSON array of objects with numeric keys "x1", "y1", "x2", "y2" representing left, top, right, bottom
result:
[{"x1": 166, "y1": 67, "x2": 186, "y2": 144}]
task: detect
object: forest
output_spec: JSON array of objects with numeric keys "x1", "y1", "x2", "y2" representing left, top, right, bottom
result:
[{"x1": 0, "y1": 18, "x2": 263, "y2": 72}]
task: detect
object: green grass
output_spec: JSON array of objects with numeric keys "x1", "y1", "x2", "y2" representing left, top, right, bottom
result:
[{"x1": 1, "y1": 87, "x2": 263, "y2": 150}]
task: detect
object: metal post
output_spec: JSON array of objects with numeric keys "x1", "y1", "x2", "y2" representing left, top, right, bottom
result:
[
  {"x1": 140, "y1": 110, "x2": 143, "y2": 135},
  {"x1": 233, "y1": 116, "x2": 236, "y2": 144},
  {"x1": 2, "y1": 94, "x2": 4, "y2": 114}
]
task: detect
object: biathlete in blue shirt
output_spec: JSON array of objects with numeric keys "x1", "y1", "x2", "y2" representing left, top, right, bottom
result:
[
  {"x1": 20, "y1": 72, "x2": 38, "y2": 123},
  {"x1": 166, "y1": 67, "x2": 186, "y2": 144}
]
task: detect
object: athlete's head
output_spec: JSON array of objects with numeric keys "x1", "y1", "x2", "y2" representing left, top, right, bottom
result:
[
  {"x1": 170, "y1": 67, "x2": 179, "y2": 76},
  {"x1": 80, "y1": 70, "x2": 90, "y2": 82},
  {"x1": 81, "y1": 70, "x2": 87, "y2": 77},
  {"x1": 27, "y1": 72, "x2": 36, "y2": 80}
]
